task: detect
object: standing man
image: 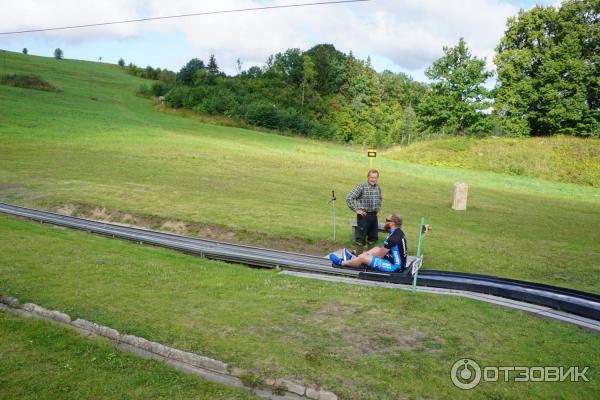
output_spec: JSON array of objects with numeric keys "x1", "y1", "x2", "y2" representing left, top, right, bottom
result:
[{"x1": 346, "y1": 169, "x2": 382, "y2": 246}]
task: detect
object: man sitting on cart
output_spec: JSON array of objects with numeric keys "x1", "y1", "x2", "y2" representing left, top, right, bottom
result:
[{"x1": 329, "y1": 213, "x2": 407, "y2": 272}]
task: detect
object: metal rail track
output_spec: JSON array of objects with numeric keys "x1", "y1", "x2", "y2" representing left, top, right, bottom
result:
[{"x1": 2, "y1": 203, "x2": 600, "y2": 324}]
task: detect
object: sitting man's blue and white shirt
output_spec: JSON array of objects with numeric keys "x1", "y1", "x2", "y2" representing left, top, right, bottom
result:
[{"x1": 369, "y1": 228, "x2": 408, "y2": 272}]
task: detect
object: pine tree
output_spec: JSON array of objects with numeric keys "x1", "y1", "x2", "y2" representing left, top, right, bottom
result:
[{"x1": 207, "y1": 54, "x2": 219, "y2": 75}]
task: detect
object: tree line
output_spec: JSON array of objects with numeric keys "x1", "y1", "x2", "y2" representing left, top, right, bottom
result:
[{"x1": 131, "y1": 0, "x2": 599, "y2": 144}]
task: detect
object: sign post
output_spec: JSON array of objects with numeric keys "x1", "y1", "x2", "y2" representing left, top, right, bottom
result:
[
  {"x1": 367, "y1": 148, "x2": 376, "y2": 169},
  {"x1": 328, "y1": 190, "x2": 337, "y2": 241}
]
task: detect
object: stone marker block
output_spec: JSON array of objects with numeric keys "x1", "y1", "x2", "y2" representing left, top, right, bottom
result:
[
  {"x1": 72, "y1": 318, "x2": 96, "y2": 332},
  {"x1": 22, "y1": 303, "x2": 51, "y2": 317},
  {"x1": 263, "y1": 377, "x2": 276, "y2": 387},
  {"x1": 306, "y1": 387, "x2": 320, "y2": 399},
  {"x1": 452, "y1": 182, "x2": 469, "y2": 211},
  {"x1": 280, "y1": 379, "x2": 306, "y2": 396},
  {"x1": 169, "y1": 348, "x2": 199, "y2": 366},
  {"x1": 32, "y1": 304, "x2": 51, "y2": 317},
  {"x1": 319, "y1": 390, "x2": 338, "y2": 400},
  {"x1": 121, "y1": 334, "x2": 153, "y2": 351},
  {"x1": 0, "y1": 295, "x2": 19, "y2": 307},
  {"x1": 49, "y1": 310, "x2": 71, "y2": 324},
  {"x1": 93, "y1": 324, "x2": 120, "y2": 341},
  {"x1": 188, "y1": 354, "x2": 228, "y2": 374},
  {"x1": 150, "y1": 342, "x2": 173, "y2": 358}
]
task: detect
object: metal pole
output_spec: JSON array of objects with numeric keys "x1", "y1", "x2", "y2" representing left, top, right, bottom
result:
[
  {"x1": 412, "y1": 216, "x2": 425, "y2": 294},
  {"x1": 330, "y1": 190, "x2": 337, "y2": 241}
]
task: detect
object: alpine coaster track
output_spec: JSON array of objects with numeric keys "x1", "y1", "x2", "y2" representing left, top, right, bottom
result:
[{"x1": 1, "y1": 203, "x2": 599, "y2": 331}]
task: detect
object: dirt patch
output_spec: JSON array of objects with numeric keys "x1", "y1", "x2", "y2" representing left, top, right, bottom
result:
[
  {"x1": 91, "y1": 207, "x2": 112, "y2": 220},
  {"x1": 300, "y1": 303, "x2": 444, "y2": 358},
  {"x1": 315, "y1": 302, "x2": 353, "y2": 317},
  {"x1": 341, "y1": 329, "x2": 444, "y2": 357},
  {"x1": 0, "y1": 184, "x2": 35, "y2": 201},
  {"x1": 56, "y1": 203, "x2": 76, "y2": 216},
  {"x1": 49, "y1": 202, "x2": 337, "y2": 255},
  {"x1": 160, "y1": 220, "x2": 187, "y2": 234}
]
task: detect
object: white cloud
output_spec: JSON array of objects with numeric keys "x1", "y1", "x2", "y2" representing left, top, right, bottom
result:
[
  {"x1": 0, "y1": 0, "x2": 144, "y2": 41},
  {"x1": 1, "y1": 0, "x2": 525, "y2": 75}
]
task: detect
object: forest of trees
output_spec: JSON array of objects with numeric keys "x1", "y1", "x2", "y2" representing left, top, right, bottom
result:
[{"x1": 133, "y1": 0, "x2": 598, "y2": 145}]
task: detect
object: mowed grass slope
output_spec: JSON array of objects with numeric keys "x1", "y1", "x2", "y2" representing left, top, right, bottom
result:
[
  {"x1": 383, "y1": 136, "x2": 600, "y2": 187},
  {"x1": 0, "y1": 313, "x2": 258, "y2": 400},
  {"x1": 1, "y1": 215, "x2": 599, "y2": 399},
  {"x1": 1, "y1": 51, "x2": 600, "y2": 293}
]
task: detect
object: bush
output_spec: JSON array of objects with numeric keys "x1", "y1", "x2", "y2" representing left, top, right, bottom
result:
[
  {"x1": 151, "y1": 81, "x2": 171, "y2": 97},
  {"x1": 136, "y1": 84, "x2": 151, "y2": 97},
  {"x1": 245, "y1": 101, "x2": 279, "y2": 129},
  {"x1": 0, "y1": 74, "x2": 62, "y2": 92},
  {"x1": 165, "y1": 86, "x2": 191, "y2": 108}
]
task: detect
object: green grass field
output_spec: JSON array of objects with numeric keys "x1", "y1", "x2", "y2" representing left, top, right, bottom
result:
[
  {"x1": 383, "y1": 135, "x2": 600, "y2": 187},
  {"x1": 1, "y1": 50, "x2": 600, "y2": 399},
  {"x1": 1, "y1": 214, "x2": 598, "y2": 399},
  {"x1": 0, "y1": 312, "x2": 257, "y2": 400},
  {"x1": 1, "y1": 51, "x2": 599, "y2": 293}
]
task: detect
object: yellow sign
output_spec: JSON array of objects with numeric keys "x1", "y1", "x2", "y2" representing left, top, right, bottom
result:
[{"x1": 367, "y1": 149, "x2": 376, "y2": 168}]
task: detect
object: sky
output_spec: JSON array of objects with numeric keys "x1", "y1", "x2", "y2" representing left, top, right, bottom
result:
[{"x1": 0, "y1": 0, "x2": 561, "y2": 83}]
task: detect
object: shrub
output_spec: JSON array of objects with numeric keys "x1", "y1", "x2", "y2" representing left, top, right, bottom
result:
[
  {"x1": 136, "y1": 84, "x2": 151, "y2": 97},
  {"x1": 0, "y1": 74, "x2": 62, "y2": 92},
  {"x1": 150, "y1": 81, "x2": 171, "y2": 97},
  {"x1": 245, "y1": 101, "x2": 279, "y2": 129},
  {"x1": 164, "y1": 86, "x2": 191, "y2": 108}
]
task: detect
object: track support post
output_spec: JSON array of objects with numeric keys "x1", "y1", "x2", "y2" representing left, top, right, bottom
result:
[{"x1": 412, "y1": 216, "x2": 426, "y2": 294}]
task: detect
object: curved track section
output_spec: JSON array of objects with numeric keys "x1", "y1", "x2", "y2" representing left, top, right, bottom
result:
[{"x1": 2, "y1": 203, "x2": 600, "y2": 324}]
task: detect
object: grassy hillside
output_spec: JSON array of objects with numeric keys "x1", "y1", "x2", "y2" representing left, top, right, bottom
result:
[
  {"x1": 0, "y1": 312, "x2": 257, "y2": 400},
  {"x1": 1, "y1": 215, "x2": 598, "y2": 399},
  {"x1": 383, "y1": 136, "x2": 600, "y2": 187},
  {"x1": 1, "y1": 51, "x2": 600, "y2": 293}
]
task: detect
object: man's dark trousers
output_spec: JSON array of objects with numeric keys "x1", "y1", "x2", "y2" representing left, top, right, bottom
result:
[{"x1": 356, "y1": 212, "x2": 379, "y2": 246}]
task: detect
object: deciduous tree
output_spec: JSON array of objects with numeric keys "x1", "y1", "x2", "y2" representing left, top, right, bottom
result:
[
  {"x1": 418, "y1": 38, "x2": 493, "y2": 135},
  {"x1": 494, "y1": 0, "x2": 599, "y2": 136}
]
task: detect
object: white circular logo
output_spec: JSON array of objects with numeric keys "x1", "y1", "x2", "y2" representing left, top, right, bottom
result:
[{"x1": 451, "y1": 358, "x2": 482, "y2": 390}]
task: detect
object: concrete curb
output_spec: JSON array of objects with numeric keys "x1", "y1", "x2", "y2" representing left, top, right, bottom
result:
[{"x1": 0, "y1": 295, "x2": 337, "y2": 400}]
